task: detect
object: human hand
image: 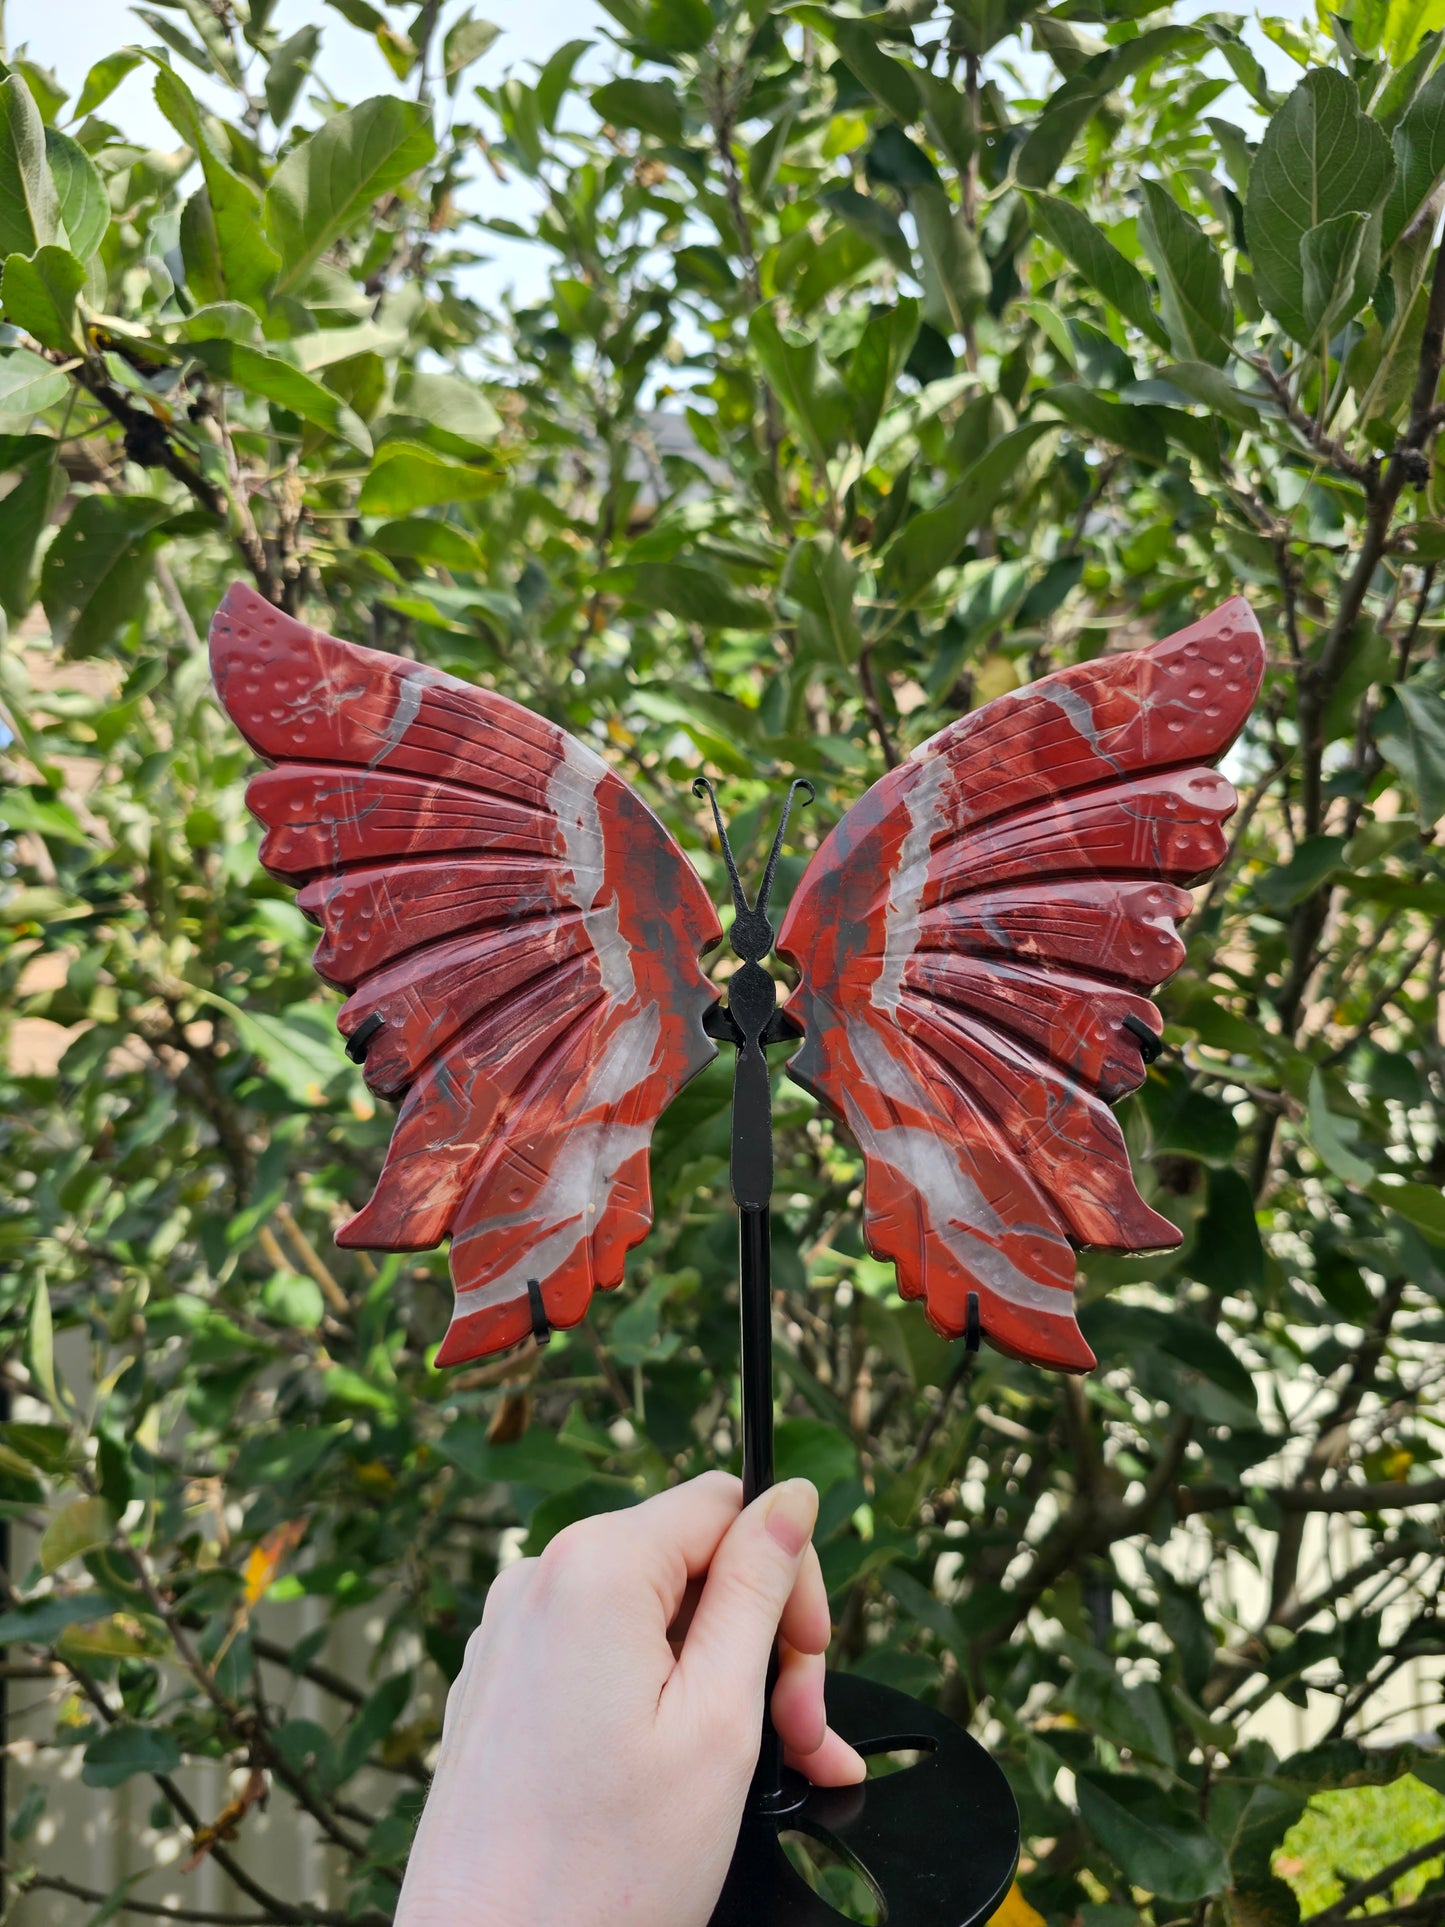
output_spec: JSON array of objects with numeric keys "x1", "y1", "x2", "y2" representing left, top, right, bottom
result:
[{"x1": 396, "y1": 1470, "x2": 865, "y2": 1927}]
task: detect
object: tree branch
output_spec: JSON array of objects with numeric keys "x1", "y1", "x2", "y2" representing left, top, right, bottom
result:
[{"x1": 1309, "y1": 1826, "x2": 1445, "y2": 1923}]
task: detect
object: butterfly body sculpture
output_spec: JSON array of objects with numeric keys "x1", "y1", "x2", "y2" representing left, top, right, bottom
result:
[{"x1": 211, "y1": 583, "x2": 1264, "y2": 1375}]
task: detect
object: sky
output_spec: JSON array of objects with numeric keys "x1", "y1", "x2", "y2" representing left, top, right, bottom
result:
[{"x1": 8, "y1": 0, "x2": 1306, "y2": 311}]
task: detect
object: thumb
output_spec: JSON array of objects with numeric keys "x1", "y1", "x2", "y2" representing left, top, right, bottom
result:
[{"x1": 668, "y1": 1479, "x2": 819, "y2": 1726}]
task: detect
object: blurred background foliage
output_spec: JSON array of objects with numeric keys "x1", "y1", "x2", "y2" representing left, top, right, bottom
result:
[{"x1": 0, "y1": 0, "x2": 1444, "y2": 1919}]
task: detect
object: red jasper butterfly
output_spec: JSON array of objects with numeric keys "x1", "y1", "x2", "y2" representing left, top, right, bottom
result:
[{"x1": 210, "y1": 583, "x2": 1264, "y2": 1373}]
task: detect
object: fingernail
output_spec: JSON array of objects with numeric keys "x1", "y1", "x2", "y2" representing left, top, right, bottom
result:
[{"x1": 763, "y1": 1479, "x2": 818, "y2": 1558}]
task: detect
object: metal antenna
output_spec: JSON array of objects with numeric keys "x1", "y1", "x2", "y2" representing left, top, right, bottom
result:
[
  {"x1": 755, "y1": 778, "x2": 814, "y2": 923},
  {"x1": 692, "y1": 776, "x2": 749, "y2": 918}
]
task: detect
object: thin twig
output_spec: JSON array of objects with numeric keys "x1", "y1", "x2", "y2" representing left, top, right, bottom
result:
[{"x1": 1309, "y1": 1827, "x2": 1445, "y2": 1923}]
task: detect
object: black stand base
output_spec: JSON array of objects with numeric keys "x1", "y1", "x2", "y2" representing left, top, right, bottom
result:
[{"x1": 709, "y1": 1673, "x2": 1020, "y2": 1926}]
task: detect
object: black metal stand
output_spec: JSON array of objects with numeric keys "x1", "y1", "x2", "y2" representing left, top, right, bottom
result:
[{"x1": 695, "y1": 782, "x2": 1021, "y2": 1926}]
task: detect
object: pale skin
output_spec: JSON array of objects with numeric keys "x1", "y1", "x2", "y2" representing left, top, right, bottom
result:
[{"x1": 396, "y1": 1472, "x2": 866, "y2": 1926}]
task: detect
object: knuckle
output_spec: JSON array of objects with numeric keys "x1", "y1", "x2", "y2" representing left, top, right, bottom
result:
[
  {"x1": 537, "y1": 1516, "x2": 621, "y2": 1595},
  {"x1": 478, "y1": 1557, "x2": 531, "y2": 1625}
]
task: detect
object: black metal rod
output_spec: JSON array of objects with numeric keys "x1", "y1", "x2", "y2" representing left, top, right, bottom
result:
[
  {"x1": 738, "y1": 1202, "x2": 785, "y2": 1808},
  {"x1": 739, "y1": 1205, "x2": 774, "y2": 1506}
]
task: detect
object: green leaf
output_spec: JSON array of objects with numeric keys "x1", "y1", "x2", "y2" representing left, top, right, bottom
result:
[
  {"x1": 824, "y1": 188, "x2": 913, "y2": 276},
  {"x1": 264, "y1": 25, "x2": 322, "y2": 128},
  {"x1": 178, "y1": 184, "x2": 226, "y2": 308},
  {"x1": 443, "y1": 11, "x2": 500, "y2": 86},
  {"x1": 44, "y1": 128, "x2": 107, "y2": 261},
  {"x1": 845, "y1": 297, "x2": 919, "y2": 452},
  {"x1": 881, "y1": 421, "x2": 1057, "y2": 606},
  {"x1": 261, "y1": 1272, "x2": 325, "y2": 1330},
  {"x1": 912, "y1": 183, "x2": 990, "y2": 336},
  {"x1": 1371, "y1": 1178, "x2": 1445, "y2": 1240},
  {"x1": 1373, "y1": 671, "x2": 1445, "y2": 825},
  {"x1": 1138, "y1": 181, "x2": 1232, "y2": 366},
  {"x1": 0, "y1": 1590, "x2": 111, "y2": 1645},
  {"x1": 370, "y1": 517, "x2": 484, "y2": 571},
  {"x1": 1017, "y1": 28, "x2": 1203, "y2": 190},
  {"x1": 782, "y1": 536, "x2": 863, "y2": 664},
  {"x1": 774, "y1": 1418, "x2": 859, "y2": 1494},
  {"x1": 833, "y1": 23, "x2": 922, "y2": 123},
  {"x1": 1384, "y1": 60, "x2": 1445, "y2": 251},
  {"x1": 40, "y1": 1496, "x2": 114, "y2": 1572},
  {"x1": 1042, "y1": 383, "x2": 1168, "y2": 465},
  {"x1": 1027, "y1": 194, "x2": 1170, "y2": 350},
  {"x1": 1062, "y1": 1653, "x2": 1175, "y2": 1768},
  {"x1": 154, "y1": 68, "x2": 279, "y2": 307},
  {"x1": 749, "y1": 310, "x2": 853, "y2": 469},
  {"x1": 435, "y1": 1426, "x2": 597, "y2": 1491},
  {"x1": 82, "y1": 1724, "x2": 182, "y2": 1789},
  {"x1": 1307, "y1": 1070, "x2": 1376, "y2": 1188},
  {"x1": 1159, "y1": 360, "x2": 1263, "y2": 427},
  {"x1": 391, "y1": 370, "x2": 501, "y2": 450},
  {"x1": 0, "y1": 345, "x2": 67, "y2": 423},
  {"x1": 357, "y1": 442, "x2": 496, "y2": 515},
  {"x1": 590, "y1": 78, "x2": 682, "y2": 143},
  {"x1": 1190, "y1": 1168, "x2": 1265, "y2": 1297},
  {"x1": 334, "y1": 1670, "x2": 411, "y2": 1786},
  {"x1": 1300, "y1": 210, "x2": 1369, "y2": 339},
  {"x1": 74, "y1": 48, "x2": 143, "y2": 118},
  {"x1": 619, "y1": 560, "x2": 769, "y2": 631},
  {"x1": 636, "y1": 0, "x2": 713, "y2": 52},
  {"x1": 265, "y1": 95, "x2": 436, "y2": 295},
  {"x1": 1077, "y1": 1771, "x2": 1230, "y2": 1900},
  {"x1": 536, "y1": 39, "x2": 592, "y2": 130},
  {"x1": 40, "y1": 495, "x2": 175, "y2": 655},
  {"x1": 882, "y1": 1565, "x2": 970, "y2": 1661},
  {"x1": 1017, "y1": 91, "x2": 1105, "y2": 191},
  {"x1": 2, "y1": 246, "x2": 84, "y2": 353},
  {"x1": 1255, "y1": 834, "x2": 1347, "y2": 911},
  {"x1": 185, "y1": 340, "x2": 372, "y2": 452},
  {"x1": 1245, "y1": 71, "x2": 1394, "y2": 345},
  {"x1": 0, "y1": 74, "x2": 60, "y2": 258},
  {"x1": 0, "y1": 455, "x2": 62, "y2": 618},
  {"x1": 917, "y1": 68, "x2": 976, "y2": 174},
  {"x1": 206, "y1": 996, "x2": 346, "y2": 1107}
]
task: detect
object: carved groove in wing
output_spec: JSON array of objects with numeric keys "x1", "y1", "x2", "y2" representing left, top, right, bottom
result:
[
  {"x1": 334, "y1": 913, "x2": 592, "y2": 1098},
  {"x1": 338, "y1": 958, "x2": 604, "y2": 1252},
  {"x1": 904, "y1": 955, "x2": 1163, "y2": 1102},
  {"x1": 440, "y1": 997, "x2": 670, "y2": 1361},
  {"x1": 210, "y1": 581, "x2": 723, "y2": 1366},
  {"x1": 909, "y1": 767, "x2": 1239, "y2": 904},
  {"x1": 805, "y1": 998, "x2": 1086, "y2": 1361},
  {"x1": 299, "y1": 859, "x2": 576, "y2": 987},
  {"x1": 778, "y1": 596, "x2": 1267, "y2": 1372},
  {"x1": 246, "y1": 766, "x2": 558, "y2": 880},
  {"x1": 913, "y1": 879, "x2": 1192, "y2": 987},
  {"x1": 893, "y1": 993, "x2": 1177, "y2": 1252},
  {"x1": 901, "y1": 594, "x2": 1266, "y2": 835}
]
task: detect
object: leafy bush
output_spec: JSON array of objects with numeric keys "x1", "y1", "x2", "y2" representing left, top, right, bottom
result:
[{"x1": 0, "y1": 0, "x2": 1443, "y2": 1920}]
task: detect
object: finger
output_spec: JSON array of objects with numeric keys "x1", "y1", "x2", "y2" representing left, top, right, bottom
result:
[
  {"x1": 772, "y1": 1641, "x2": 825, "y2": 1757},
  {"x1": 783, "y1": 1726, "x2": 868, "y2": 1787},
  {"x1": 668, "y1": 1479, "x2": 819, "y2": 1724},
  {"x1": 778, "y1": 1541, "x2": 831, "y2": 1657},
  {"x1": 773, "y1": 1647, "x2": 867, "y2": 1785},
  {"x1": 543, "y1": 1470, "x2": 743, "y2": 1633}
]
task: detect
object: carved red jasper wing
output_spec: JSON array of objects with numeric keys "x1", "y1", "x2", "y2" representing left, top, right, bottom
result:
[
  {"x1": 776, "y1": 597, "x2": 1266, "y2": 1374},
  {"x1": 209, "y1": 583, "x2": 722, "y2": 1364}
]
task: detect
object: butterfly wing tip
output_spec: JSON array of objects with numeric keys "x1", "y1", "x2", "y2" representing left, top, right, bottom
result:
[{"x1": 436, "y1": 1295, "x2": 582, "y2": 1367}]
